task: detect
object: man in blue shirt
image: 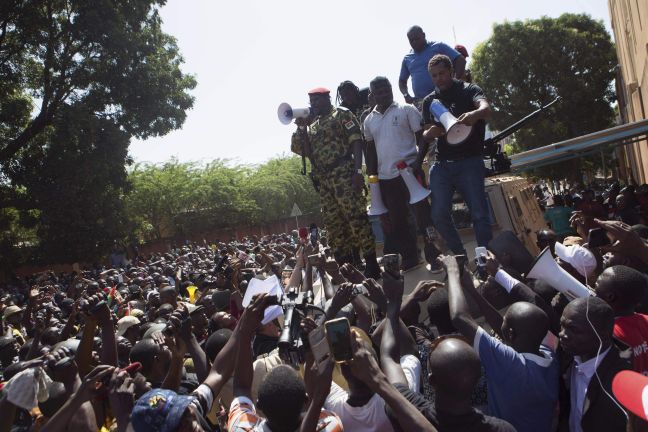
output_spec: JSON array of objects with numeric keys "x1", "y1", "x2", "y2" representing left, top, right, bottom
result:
[
  {"x1": 399, "y1": 26, "x2": 465, "y2": 106},
  {"x1": 440, "y1": 254, "x2": 560, "y2": 432}
]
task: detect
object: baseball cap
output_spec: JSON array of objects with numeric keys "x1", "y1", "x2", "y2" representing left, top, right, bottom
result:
[
  {"x1": 131, "y1": 389, "x2": 194, "y2": 432},
  {"x1": 554, "y1": 242, "x2": 597, "y2": 277},
  {"x1": 612, "y1": 370, "x2": 648, "y2": 420},
  {"x1": 3, "y1": 306, "x2": 22, "y2": 320},
  {"x1": 130, "y1": 308, "x2": 144, "y2": 318},
  {"x1": 116, "y1": 316, "x2": 141, "y2": 337}
]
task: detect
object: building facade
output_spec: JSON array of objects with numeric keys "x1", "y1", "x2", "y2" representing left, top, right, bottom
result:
[{"x1": 609, "y1": 0, "x2": 648, "y2": 183}]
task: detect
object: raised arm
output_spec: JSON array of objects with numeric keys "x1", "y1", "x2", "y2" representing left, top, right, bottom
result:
[
  {"x1": 350, "y1": 339, "x2": 437, "y2": 432},
  {"x1": 232, "y1": 294, "x2": 272, "y2": 400},
  {"x1": 380, "y1": 273, "x2": 408, "y2": 386},
  {"x1": 460, "y1": 268, "x2": 504, "y2": 338},
  {"x1": 439, "y1": 255, "x2": 478, "y2": 341}
]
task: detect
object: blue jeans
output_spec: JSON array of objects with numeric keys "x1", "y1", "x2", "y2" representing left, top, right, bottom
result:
[{"x1": 429, "y1": 156, "x2": 493, "y2": 254}]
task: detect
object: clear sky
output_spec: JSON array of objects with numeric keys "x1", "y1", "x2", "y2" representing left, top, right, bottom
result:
[{"x1": 128, "y1": 0, "x2": 613, "y2": 166}]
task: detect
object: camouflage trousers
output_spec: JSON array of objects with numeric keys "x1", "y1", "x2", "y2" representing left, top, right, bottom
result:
[{"x1": 318, "y1": 173, "x2": 375, "y2": 257}]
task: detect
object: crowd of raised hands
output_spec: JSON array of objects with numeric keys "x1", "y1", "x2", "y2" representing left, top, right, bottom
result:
[{"x1": 2, "y1": 218, "x2": 648, "y2": 431}]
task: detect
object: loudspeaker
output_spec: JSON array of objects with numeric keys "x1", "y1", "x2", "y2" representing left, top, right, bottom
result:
[
  {"x1": 277, "y1": 102, "x2": 310, "y2": 125},
  {"x1": 396, "y1": 161, "x2": 430, "y2": 204},
  {"x1": 526, "y1": 246, "x2": 592, "y2": 300},
  {"x1": 429, "y1": 99, "x2": 472, "y2": 145},
  {"x1": 367, "y1": 176, "x2": 388, "y2": 216}
]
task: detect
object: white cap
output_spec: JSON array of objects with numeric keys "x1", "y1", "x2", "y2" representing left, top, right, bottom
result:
[
  {"x1": 116, "y1": 316, "x2": 140, "y2": 337},
  {"x1": 554, "y1": 242, "x2": 597, "y2": 278}
]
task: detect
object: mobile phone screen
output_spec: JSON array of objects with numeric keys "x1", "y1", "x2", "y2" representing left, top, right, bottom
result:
[{"x1": 325, "y1": 318, "x2": 353, "y2": 363}]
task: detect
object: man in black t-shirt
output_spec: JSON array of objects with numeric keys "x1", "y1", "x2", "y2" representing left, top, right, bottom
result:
[{"x1": 422, "y1": 54, "x2": 493, "y2": 255}]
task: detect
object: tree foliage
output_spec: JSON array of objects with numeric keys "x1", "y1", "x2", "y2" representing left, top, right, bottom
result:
[
  {"x1": 471, "y1": 13, "x2": 617, "y2": 179},
  {"x1": 0, "y1": 0, "x2": 196, "y2": 166},
  {"x1": 125, "y1": 156, "x2": 321, "y2": 242},
  {"x1": 0, "y1": 0, "x2": 195, "y2": 267}
]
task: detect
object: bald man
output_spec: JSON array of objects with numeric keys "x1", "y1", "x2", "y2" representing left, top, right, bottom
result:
[
  {"x1": 559, "y1": 297, "x2": 631, "y2": 432},
  {"x1": 441, "y1": 254, "x2": 560, "y2": 432},
  {"x1": 399, "y1": 25, "x2": 465, "y2": 106},
  {"x1": 387, "y1": 338, "x2": 515, "y2": 431}
]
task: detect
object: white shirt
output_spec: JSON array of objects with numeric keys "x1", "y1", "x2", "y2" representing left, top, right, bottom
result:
[
  {"x1": 569, "y1": 347, "x2": 611, "y2": 432},
  {"x1": 324, "y1": 354, "x2": 421, "y2": 432},
  {"x1": 363, "y1": 102, "x2": 421, "y2": 180}
]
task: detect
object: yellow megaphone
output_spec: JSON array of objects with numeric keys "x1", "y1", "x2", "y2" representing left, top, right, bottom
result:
[{"x1": 187, "y1": 285, "x2": 198, "y2": 304}]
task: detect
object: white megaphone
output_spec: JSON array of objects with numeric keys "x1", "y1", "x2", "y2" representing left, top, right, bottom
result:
[
  {"x1": 526, "y1": 246, "x2": 593, "y2": 300},
  {"x1": 277, "y1": 103, "x2": 311, "y2": 125},
  {"x1": 396, "y1": 161, "x2": 430, "y2": 204},
  {"x1": 429, "y1": 99, "x2": 472, "y2": 145},
  {"x1": 367, "y1": 176, "x2": 388, "y2": 216}
]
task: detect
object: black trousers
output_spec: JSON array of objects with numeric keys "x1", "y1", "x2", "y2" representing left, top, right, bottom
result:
[{"x1": 379, "y1": 175, "x2": 434, "y2": 265}]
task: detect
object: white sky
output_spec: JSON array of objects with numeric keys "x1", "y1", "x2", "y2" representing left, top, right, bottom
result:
[{"x1": 128, "y1": 0, "x2": 613, "y2": 166}]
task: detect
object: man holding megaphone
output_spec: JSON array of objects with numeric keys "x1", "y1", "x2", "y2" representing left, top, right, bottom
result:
[
  {"x1": 363, "y1": 76, "x2": 442, "y2": 271},
  {"x1": 422, "y1": 54, "x2": 493, "y2": 256},
  {"x1": 290, "y1": 87, "x2": 380, "y2": 278}
]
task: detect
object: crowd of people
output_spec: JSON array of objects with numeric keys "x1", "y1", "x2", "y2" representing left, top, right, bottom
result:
[
  {"x1": 3, "y1": 23, "x2": 648, "y2": 432},
  {"x1": 2, "y1": 210, "x2": 648, "y2": 431}
]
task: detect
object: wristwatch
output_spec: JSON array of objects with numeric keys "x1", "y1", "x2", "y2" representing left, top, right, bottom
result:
[{"x1": 356, "y1": 169, "x2": 363, "y2": 174}]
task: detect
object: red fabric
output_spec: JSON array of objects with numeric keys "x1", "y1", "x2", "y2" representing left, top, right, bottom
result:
[
  {"x1": 614, "y1": 313, "x2": 648, "y2": 374},
  {"x1": 612, "y1": 370, "x2": 648, "y2": 420},
  {"x1": 308, "y1": 87, "x2": 330, "y2": 95}
]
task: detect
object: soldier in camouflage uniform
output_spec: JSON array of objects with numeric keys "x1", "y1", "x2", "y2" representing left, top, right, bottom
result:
[
  {"x1": 291, "y1": 87, "x2": 380, "y2": 278},
  {"x1": 336, "y1": 81, "x2": 371, "y2": 122}
]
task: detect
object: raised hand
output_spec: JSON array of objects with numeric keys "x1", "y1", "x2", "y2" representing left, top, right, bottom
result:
[
  {"x1": 484, "y1": 250, "x2": 500, "y2": 277},
  {"x1": 410, "y1": 280, "x2": 444, "y2": 302},
  {"x1": 340, "y1": 263, "x2": 366, "y2": 284},
  {"x1": 362, "y1": 278, "x2": 387, "y2": 311},
  {"x1": 329, "y1": 283, "x2": 354, "y2": 315}
]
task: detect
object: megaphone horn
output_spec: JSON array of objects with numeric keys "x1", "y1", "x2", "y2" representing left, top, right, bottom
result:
[
  {"x1": 396, "y1": 161, "x2": 431, "y2": 204},
  {"x1": 367, "y1": 176, "x2": 388, "y2": 216},
  {"x1": 429, "y1": 99, "x2": 472, "y2": 145},
  {"x1": 277, "y1": 102, "x2": 311, "y2": 125},
  {"x1": 526, "y1": 246, "x2": 593, "y2": 300}
]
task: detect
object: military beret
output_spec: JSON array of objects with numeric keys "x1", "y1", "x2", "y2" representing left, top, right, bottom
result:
[{"x1": 308, "y1": 87, "x2": 330, "y2": 95}]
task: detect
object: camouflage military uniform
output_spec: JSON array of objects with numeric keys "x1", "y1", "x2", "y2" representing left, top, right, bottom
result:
[{"x1": 291, "y1": 107, "x2": 375, "y2": 257}]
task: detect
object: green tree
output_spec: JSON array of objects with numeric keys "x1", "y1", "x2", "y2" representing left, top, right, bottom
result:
[
  {"x1": 0, "y1": 0, "x2": 195, "y2": 266},
  {"x1": 471, "y1": 13, "x2": 617, "y2": 179},
  {"x1": 244, "y1": 156, "x2": 320, "y2": 223},
  {"x1": 7, "y1": 105, "x2": 132, "y2": 263},
  {"x1": 126, "y1": 159, "x2": 200, "y2": 240},
  {"x1": 124, "y1": 156, "x2": 321, "y2": 242},
  {"x1": 0, "y1": 0, "x2": 195, "y2": 165}
]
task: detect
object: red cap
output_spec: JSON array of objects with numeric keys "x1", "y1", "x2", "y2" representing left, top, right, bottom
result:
[
  {"x1": 455, "y1": 44, "x2": 468, "y2": 57},
  {"x1": 308, "y1": 87, "x2": 330, "y2": 95},
  {"x1": 612, "y1": 370, "x2": 648, "y2": 420}
]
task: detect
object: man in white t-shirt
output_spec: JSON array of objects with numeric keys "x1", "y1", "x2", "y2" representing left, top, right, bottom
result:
[
  {"x1": 364, "y1": 76, "x2": 441, "y2": 271},
  {"x1": 323, "y1": 334, "x2": 421, "y2": 432}
]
